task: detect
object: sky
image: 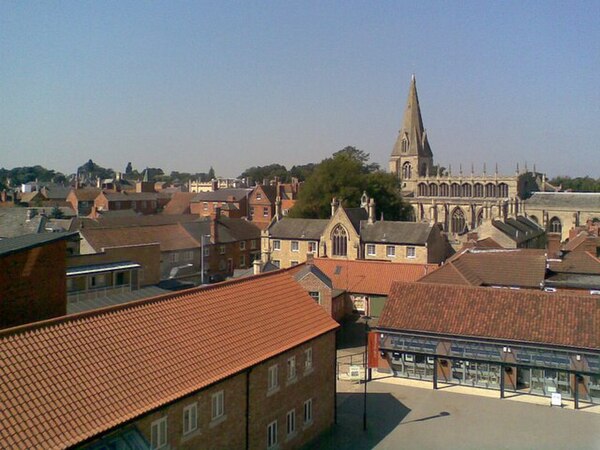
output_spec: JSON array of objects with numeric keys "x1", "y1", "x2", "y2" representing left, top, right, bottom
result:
[{"x1": 1, "y1": 1, "x2": 599, "y2": 178}]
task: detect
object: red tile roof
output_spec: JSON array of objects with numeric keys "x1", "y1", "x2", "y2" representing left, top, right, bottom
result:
[
  {"x1": 313, "y1": 258, "x2": 438, "y2": 295},
  {"x1": 0, "y1": 271, "x2": 338, "y2": 448},
  {"x1": 380, "y1": 282, "x2": 600, "y2": 350},
  {"x1": 549, "y1": 251, "x2": 600, "y2": 275},
  {"x1": 162, "y1": 192, "x2": 197, "y2": 215}
]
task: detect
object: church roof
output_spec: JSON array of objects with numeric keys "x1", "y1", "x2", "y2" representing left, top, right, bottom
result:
[{"x1": 391, "y1": 76, "x2": 433, "y2": 158}]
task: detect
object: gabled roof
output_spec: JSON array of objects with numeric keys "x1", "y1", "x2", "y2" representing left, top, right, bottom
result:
[
  {"x1": 71, "y1": 188, "x2": 102, "y2": 201},
  {"x1": 80, "y1": 223, "x2": 200, "y2": 252},
  {"x1": 162, "y1": 192, "x2": 197, "y2": 215},
  {"x1": 0, "y1": 270, "x2": 339, "y2": 448},
  {"x1": 360, "y1": 221, "x2": 432, "y2": 245},
  {"x1": 491, "y1": 215, "x2": 544, "y2": 244},
  {"x1": 420, "y1": 248, "x2": 546, "y2": 288},
  {"x1": 74, "y1": 214, "x2": 199, "y2": 229},
  {"x1": 343, "y1": 207, "x2": 368, "y2": 234},
  {"x1": 548, "y1": 251, "x2": 600, "y2": 275},
  {"x1": 253, "y1": 184, "x2": 278, "y2": 203},
  {"x1": 314, "y1": 258, "x2": 437, "y2": 295},
  {"x1": 379, "y1": 282, "x2": 600, "y2": 351},
  {"x1": 0, "y1": 231, "x2": 78, "y2": 257},
  {"x1": 191, "y1": 188, "x2": 252, "y2": 203},
  {"x1": 269, "y1": 218, "x2": 329, "y2": 240},
  {"x1": 182, "y1": 217, "x2": 260, "y2": 244},
  {"x1": 563, "y1": 231, "x2": 599, "y2": 252},
  {"x1": 525, "y1": 192, "x2": 600, "y2": 209},
  {"x1": 289, "y1": 263, "x2": 332, "y2": 289},
  {"x1": 103, "y1": 192, "x2": 158, "y2": 201}
]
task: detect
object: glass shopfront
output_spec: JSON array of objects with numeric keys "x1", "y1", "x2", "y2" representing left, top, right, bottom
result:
[
  {"x1": 517, "y1": 368, "x2": 572, "y2": 398},
  {"x1": 390, "y1": 352, "x2": 435, "y2": 380},
  {"x1": 451, "y1": 360, "x2": 501, "y2": 389}
]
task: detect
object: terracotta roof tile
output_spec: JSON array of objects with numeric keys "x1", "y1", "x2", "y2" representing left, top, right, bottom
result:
[
  {"x1": 0, "y1": 271, "x2": 338, "y2": 448},
  {"x1": 379, "y1": 282, "x2": 600, "y2": 350},
  {"x1": 313, "y1": 258, "x2": 438, "y2": 295}
]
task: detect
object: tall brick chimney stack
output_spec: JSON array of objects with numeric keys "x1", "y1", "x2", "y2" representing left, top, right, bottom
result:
[{"x1": 546, "y1": 233, "x2": 562, "y2": 259}]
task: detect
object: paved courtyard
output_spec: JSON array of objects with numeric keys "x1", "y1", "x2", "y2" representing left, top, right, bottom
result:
[{"x1": 307, "y1": 377, "x2": 600, "y2": 450}]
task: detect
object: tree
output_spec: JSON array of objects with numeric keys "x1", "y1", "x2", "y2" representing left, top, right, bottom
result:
[
  {"x1": 289, "y1": 163, "x2": 317, "y2": 181},
  {"x1": 428, "y1": 164, "x2": 447, "y2": 177},
  {"x1": 207, "y1": 166, "x2": 216, "y2": 180},
  {"x1": 288, "y1": 147, "x2": 410, "y2": 221},
  {"x1": 549, "y1": 176, "x2": 600, "y2": 192},
  {"x1": 50, "y1": 206, "x2": 64, "y2": 219},
  {"x1": 125, "y1": 162, "x2": 133, "y2": 175},
  {"x1": 240, "y1": 164, "x2": 290, "y2": 184}
]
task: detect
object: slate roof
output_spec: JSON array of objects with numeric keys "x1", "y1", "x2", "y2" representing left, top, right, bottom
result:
[
  {"x1": 191, "y1": 188, "x2": 252, "y2": 202},
  {"x1": 360, "y1": 221, "x2": 432, "y2": 245},
  {"x1": 0, "y1": 232, "x2": 78, "y2": 257},
  {"x1": 548, "y1": 251, "x2": 600, "y2": 275},
  {"x1": 0, "y1": 208, "x2": 47, "y2": 237},
  {"x1": 103, "y1": 192, "x2": 158, "y2": 201},
  {"x1": 269, "y1": 218, "x2": 329, "y2": 240},
  {"x1": 379, "y1": 282, "x2": 600, "y2": 351},
  {"x1": 42, "y1": 185, "x2": 71, "y2": 200},
  {"x1": 254, "y1": 184, "x2": 278, "y2": 203},
  {"x1": 0, "y1": 270, "x2": 338, "y2": 449},
  {"x1": 420, "y1": 248, "x2": 546, "y2": 288},
  {"x1": 344, "y1": 208, "x2": 368, "y2": 234},
  {"x1": 492, "y1": 216, "x2": 544, "y2": 244},
  {"x1": 525, "y1": 192, "x2": 600, "y2": 209},
  {"x1": 80, "y1": 224, "x2": 200, "y2": 252},
  {"x1": 74, "y1": 214, "x2": 199, "y2": 229},
  {"x1": 183, "y1": 217, "x2": 260, "y2": 244},
  {"x1": 313, "y1": 258, "x2": 437, "y2": 295}
]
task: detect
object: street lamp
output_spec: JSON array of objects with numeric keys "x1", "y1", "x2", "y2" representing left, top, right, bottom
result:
[
  {"x1": 200, "y1": 234, "x2": 211, "y2": 285},
  {"x1": 363, "y1": 315, "x2": 371, "y2": 431}
]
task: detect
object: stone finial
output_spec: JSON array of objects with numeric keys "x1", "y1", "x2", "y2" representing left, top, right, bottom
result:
[
  {"x1": 495, "y1": 163, "x2": 498, "y2": 175},
  {"x1": 516, "y1": 162, "x2": 520, "y2": 175},
  {"x1": 471, "y1": 163, "x2": 474, "y2": 176},
  {"x1": 459, "y1": 164, "x2": 463, "y2": 176},
  {"x1": 483, "y1": 163, "x2": 487, "y2": 175},
  {"x1": 448, "y1": 164, "x2": 452, "y2": 176}
]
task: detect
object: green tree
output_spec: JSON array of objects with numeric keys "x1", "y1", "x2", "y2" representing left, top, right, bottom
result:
[
  {"x1": 289, "y1": 163, "x2": 317, "y2": 181},
  {"x1": 125, "y1": 162, "x2": 133, "y2": 175},
  {"x1": 240, "y1": 164, "x2": 290, "y2": 184},
  {"x1": 50, "y1": 206, "x2": 65, "y2": 219},
  {"x1": 207, "y1": 166, "x2": 216, "y2": 180}
]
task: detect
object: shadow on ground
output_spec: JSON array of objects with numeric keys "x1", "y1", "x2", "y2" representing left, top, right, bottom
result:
[
  {"x1": 336, "y1": 315, "x2": 379, "y2": 352},
  {"x1": 304, "y1": 392, "x2": 410, "y2": 450}
]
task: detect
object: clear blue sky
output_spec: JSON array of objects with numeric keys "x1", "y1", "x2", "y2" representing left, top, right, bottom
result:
[{"x1": 1, "y1": 1, "x2": 598, "y2": 178}]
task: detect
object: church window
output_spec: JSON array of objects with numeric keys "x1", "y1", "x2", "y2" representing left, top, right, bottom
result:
[
  {"x1": 429, "y1": 184, "x2": 438, "y2": 196},
  {"x1": 474, "y1": 183, "x2": 484, "y2": 198},
  {"x1": 498, "y1": 183, "x2": 509, "y2": 197},
  {"x1": 485, "y1": 183, "x2": 496, "y2": 197},
  {"x1": 401, "y1": 135, "x2": 409, "y2": 153},
  {"x1": 462, "y1": 184, "x2": 472, "y2": 197},
  {"x1": 450, "y1": 183, "x2": 460, "y2": 197},
  {"x1": 549, "y1": 217, "x2": 562, "y2": 234},
  {"x1": 418, "y1": 183, "x2": 428, "y2": 196},
  {"x1": 332, "y1": 225, "x2": 348, "y2": 257},
  {"x1": 402, "y1": 162, "x2": 412, "y2": 180},
  {"x1": 439, "y1": 183, "x2": 449, "y2": 197},
  {"x1": 451, "y1": 208, "x2": 467, "y2": 234}
]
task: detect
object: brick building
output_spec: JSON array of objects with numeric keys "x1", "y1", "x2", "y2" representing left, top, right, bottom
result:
[
  {"x1": 0, "y1": 232, "x2": 78, "y2": 329},
  {"x1": 189, "y1": 188, "x2": 252, "y2": 218},
  {"x1": 0, "y1": 270, "x2": 339, "y2": 449}
]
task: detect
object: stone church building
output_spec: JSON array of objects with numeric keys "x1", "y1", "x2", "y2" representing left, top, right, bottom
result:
[{"x1": 389, "y1": 76, "x2": 549, "y2": 235}]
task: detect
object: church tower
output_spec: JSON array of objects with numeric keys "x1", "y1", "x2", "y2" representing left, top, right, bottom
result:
[{"x1": 389, "y1": 75, "x2": 433, "y2": 193}]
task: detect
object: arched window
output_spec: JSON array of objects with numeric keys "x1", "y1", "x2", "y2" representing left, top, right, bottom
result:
[
  {"x1": 450, "y1": 183, "x2": 461, "y2": 197},
  {"x1": 474, "y1": 183, "x2": 484, "y2": 198},
  {"x1": 498, "y1": 183, "x2": 509, "y2": 197},
  {"x1": 439, "y1": 183, "x2": 449, "y2": 197},
  {"x1": 401, "y1": 135, "x2": 409, "y2": 153},
  {"x1": 418, "y1": 183, "x2": 429, "y2": 196},
  {"x1": 549, "y1": 217, "x2": 562, "y2": 234},
  {"x1": 429, "y1": 184, "x2": 438, "y2": 196},
  {"x1": 485, "y1": 183, "x2": 496, "y2": 197},
  {"x1": 451, "y1": 208, "x2": 466, "y2": 234},
  {"x1": 402, "y1": 162, "x2": 412, "y2": 180},
  {"x1": 476, "y1": 210, "x2": 485, "y2": 227},
  {"x1": 332, "y1": 225, "x2": 348, "y2": 256},
  {"x1": 529, "y1": 215, "x2": 539, "y2": 224},
  {"x1": 462, "y1": 183, "x2": 472, "y2": 197}
]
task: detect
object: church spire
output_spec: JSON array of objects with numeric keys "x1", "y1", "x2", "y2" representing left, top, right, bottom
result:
[{"x1": 391, "y1": 76, "x2": 433, "y2": 158}]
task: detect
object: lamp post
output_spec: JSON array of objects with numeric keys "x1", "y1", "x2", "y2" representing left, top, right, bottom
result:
[
  {"x1": 200, "y1": 234, "x2": 211, "y2": 285},
  {"x1": 363, "y1": 315, "x2": 371, "y2": 431}
]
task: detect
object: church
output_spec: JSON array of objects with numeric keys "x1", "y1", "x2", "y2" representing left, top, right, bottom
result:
[{"x1": 389, "y1": 76, "x2": 549, "y2": 235}]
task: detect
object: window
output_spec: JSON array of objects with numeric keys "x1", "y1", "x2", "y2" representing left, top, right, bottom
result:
[
  {"x1": 303, "y1": 399, "x2": 313, "y2": 425},
  {"x1": 366, "y1": 244, "x2": 376, "y2": 256},
  {"x1": 272, "y1": 260, "x2": 280, "y2": 268},
  {"x1": 203, "y1": 247, "x2": 210, "y2": 257},
  {"x1": 406, "y1": 246, "x2": 416, "y2": 258},
  {"x1": 142, "y1": 200, "x2": 147, "y2": 208},
  {"x1": 219, "y1": 245, "x2": 226, "y2": 255},
  {"x1": 185, "y1": 250, "x2": 194, "y2": 261},
  {"x1": 418, "y1": 183, "x2": 428, "y2": 196},
  {"x1": 498, "y1": 183, "x2": 509, "y2": 197},
  {"x1": 485, "y1": 183, "x2": 496, "y2": 198},
  {"x1": 268, "y1": 365, "x2": 279, "y2": 391},
  {"x1": 286, "y1": 409, "x2": 296, "y2": 437},
  {"x1": 170, "y1": 253, "x2": 179, "y2": 263},
  {"x1": 287, "y1": 356, "x2": 296, "y2": 380},
  {"x1": 273, "y1": 240, "x2": 281, "y2": 251},
  {"x1": 251, "y1": 239, "x2": 257, "y2": 249},
  {"x1": 386, "y1": 245, "x2": 395, "y2": 258},
  {"x1": 267, "y1": 420, "x2": 278, "y2": 449},
  {"x1": 429, "y1": 184, "x2": 438, "y2": 196},
  {"x1": 115, "y1": 272, "x2": 125, "y2": 286},
  {"x1": 203, "y1": 202, "x2": 208, "y2": 211},
  {"x1": 240, "y1": 254, "x2": 246, "y2": 267},
  {"x1": 450, "y1": 183, "x2": 460, "y2": 197},
  {"x1": 451, "y1": 208, "x2": 466, "y2": 234},
  {"x1": 307, "y1": 241, "x2": 317, "y2": 254},
  {"x1": 462, "y1": 183, "x2": 472, "y2": 197},
  {"x1": 549, "y1": 217, "x2": 562, "y2": 234},
  {"x1": 263, "y1": 207, "x2": 269, "y2": 217},
  {"x1": 305, "y1": 348, "x2": 313, "y2": 371},
  {"x1": 114, "y1": 201, "x2": 121, "y2": 209},
  {"x1": 151, "y1": 417, "x2": 167, "y2": 449},
  {"x1": 211, "y1": 391, "x2": 224, "y2": 420},
  {"x1": 309, "y1": 291, "x2": 320, "y2": 304},
  {"x1": 290, "y1": 260, "x2": 299, "y2": 266},
  {"x1": 183, "y1": 403, "x2": 198, "y2": 435},
  {"x1": 474, "y1": 183, "x2": 484, "y2": 198},
  {"x1": 332, "y1": 225, "x2": 348, "y2": 256},
  {"x1": 240, "y1": 241, "x2": 246, "y2": 250},
  {"x1": 256, "y1": 192, "x2": 262, "y2": 200},
  {"x1": 439, "y1": 184, "x2": 449, "y2": 197},
  {"x1": 401, "y1": 135, "x2": 409, "y2": 153},
  {"x1": 401, "y1": 161, "x2": 412, "y2": 179},
  {"x1": 219, "y1": 259, "x2": 227, "y2": 270},
  {"x1": 291, "y1": 241, "x2": 299, "y2": 252},
  {"x1": 250, "y1": 206, "x2": 255, "y2": 217}
]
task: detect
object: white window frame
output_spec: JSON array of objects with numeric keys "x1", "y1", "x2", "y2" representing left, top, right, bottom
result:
[
  {"x1": 272, "y1": 260, "x2": 280, "y2": 268},
  {"x1": 286, "y1": 409, "x2": 296, "y2": 437},
  {"x1": 308, "y1": 291, "x2": 320, "y2": 304},
  {"x1": 170, "y1": 253, "x2": 179, "y2": 263},
  {"x1": 303, "y1": 399, "x2": 313, "y2": 425},
  {"x1": 151, "y1": 417, "x2": 168, "y2": 449},
  {"x1": 406, "y1": 246, "x2": 416, "y2": 259},
  {"x1": 240, "y1": 254, "x2": 246, "y2": 267},
  {"x1": 203, "y1": 247, "x2": 210, "y2": 257},
  {"x1": 366, "y1": 244, "x2": 376, "y2": 256},
  {"x1": 251, "y1": 239, "x2": 257, "y2": 249},
  {"x1": 219, "y1": 245, "x2": 226, "y2": 255},
  {"x1": 211, "y1": 390, "x2": 224, "y2": 420},
  {"x1": 183, "y1": 402, "x2": 198, "y2": 435},
  {"x1": 304, "y1": 348, "x2": 313, "y2": 371},
  {"x1": 273, "y1": 240, "x2": 281, "y2": 251},
  {"x1": 263, "y1": 206, "x2": 269, "y2": 217},
  {"x1": 267, "y1": 420, "x2": 278, "y2": 449},
  {"x1": 307, "y1": 241, "x2": 317, "y2": 254},
  {"x1": 287, "y1": 356, "x2": 296, "y2": 380},
  {"x1": 203, "y1": 202, "x2": 208, "y2": 210},
  {"x1": 386, "y1": 245, "x2": 396, "y2": 258},
  {"x1": 240, "y1": 241, "x2": 246, "y2": 250},
  {"x1": 290, "y1": 260, "x2": 299, "y2": 266},
  {"x1": 268, "y1": 364, "x2": 279, "y2": 392},
  {"x1": 291, "y1": 241, "x2": 299, "y2": 252}
]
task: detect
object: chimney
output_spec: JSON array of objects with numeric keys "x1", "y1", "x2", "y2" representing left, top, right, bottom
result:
[
  {"x1": 211, "y1": 214, "x2": 219, "y2": 244},
  {"x1": 26, "y1": 208, "x2": 35, "y2": 221},
  {"x1": 546, "y1": 233, "x2": 561, "y2": 258},
  {"x1": 253, "y1": 259, "x2": 261, "y2": 275},
  {"x1": 368, "y1": 198, "x2": 375, "y2": 224},
  {"x1": 275, "y1": 195, "x2": 282, "y2": 220}
]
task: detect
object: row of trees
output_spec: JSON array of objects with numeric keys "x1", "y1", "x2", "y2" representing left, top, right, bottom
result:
[{"x1": 549, "y1": 176, "x2": 600, "y2": 193}]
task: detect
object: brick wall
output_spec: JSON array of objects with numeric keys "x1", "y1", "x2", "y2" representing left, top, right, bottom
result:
[
  {"x1": 295, "y1": 271, "x2": 333, "y2": 318},
  {"x1": 0, "y1": 240, "x2": 67, "y2": 329}
]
